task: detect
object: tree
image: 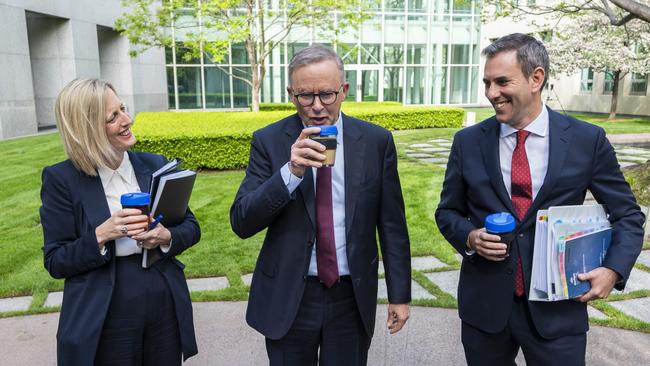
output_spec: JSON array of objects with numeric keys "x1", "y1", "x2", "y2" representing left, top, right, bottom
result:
[
  {"x1": 115, "y1": 0, "x2": 374, "y2": 111},
  {"x1": 545, "y1": 13, "x2": 650, "y2": 119},
  {"x1": 484, "y1": 0, "x2": 650, "y2": 26}
]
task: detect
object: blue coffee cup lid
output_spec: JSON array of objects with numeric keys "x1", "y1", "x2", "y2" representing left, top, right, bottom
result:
[
  {"x1": 120, "y1": 192, "x2": 150, "y2": 206},
  {"x1": 485, "y1": 212, "x2": 516, "y2": 233},
  {"x1": 318, "y1": 125, "x2": 338, "y2": 136}
]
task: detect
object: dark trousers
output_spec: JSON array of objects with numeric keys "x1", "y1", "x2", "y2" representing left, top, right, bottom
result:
[
  {"x1": 265, "y1": 276, "x2": 371, "y2": 366},
  {"x1": 462, "y1": 296, "x2": 586, "y2": 366},
  {"x1": 95, "y1": 255, "x2": 182, "y2": 366}
]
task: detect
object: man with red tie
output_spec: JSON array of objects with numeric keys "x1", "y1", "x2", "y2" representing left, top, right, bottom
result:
[
  {"x1": 230, "y1": 46, "x2": 411, "y2": 365},
  {"x1": 435, "y1": 33, "x2": 644, "y2": 365}
]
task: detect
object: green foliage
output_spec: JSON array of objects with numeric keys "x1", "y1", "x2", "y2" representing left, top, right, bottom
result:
[{"x1": 131, "y1": 104, "x2": 464, "y2": 170}]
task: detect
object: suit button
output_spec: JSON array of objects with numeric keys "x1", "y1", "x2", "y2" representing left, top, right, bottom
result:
[
  {"x1": 519, "y1": 234, "x2": 524, "y2": 238},
  {"x1": 507, "y1": 269, "x2": 513, "y2": 275}
]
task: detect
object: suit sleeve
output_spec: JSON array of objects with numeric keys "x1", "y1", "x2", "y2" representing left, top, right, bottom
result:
[
  {"x1": 230, "y1": 131, "x2": 294, "y2": 239},
  {"x1": 41, "y1": 167, "x2": 110, "y2": 279},
  {"x1": 435, "y1": 133, "x2": 477, "y2": 257},
  {"x1": 378, "y1": 132, "x2": 412, "y2": 304},
  {"x1": 588, "y1": 128, "x2": 645, "y2": 288}
]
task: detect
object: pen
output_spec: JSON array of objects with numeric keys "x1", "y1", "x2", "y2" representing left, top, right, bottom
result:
[{"x1": 148, "y1": 214, "x2": 163, "y2": 230}]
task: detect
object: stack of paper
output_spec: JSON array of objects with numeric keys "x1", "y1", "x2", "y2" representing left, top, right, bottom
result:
[{"x1": 529, "y1": 204, "x2": 611, "y2": 301}]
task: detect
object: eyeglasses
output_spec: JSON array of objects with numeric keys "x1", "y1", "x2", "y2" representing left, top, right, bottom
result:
[
  {"x1": 105, "y1": 103, "x2": 129, "y2": 124},
  {"x1": 292, "y1": 85, "x2": 344, "y2": 107}
]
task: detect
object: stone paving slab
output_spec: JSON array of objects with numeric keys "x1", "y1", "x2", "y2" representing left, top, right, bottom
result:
[
  {"x1": 377, "y1": 278, "x2": 435, "y2": 300},
  {"x1": 614, "y1": 268, "x2": 650, "y2": 293},
  {"x1": 614, "y1": 148, "x2": 650, "y2": 155},
  {"x1": 418, "y1": 147, "x2": 450, "y2": 153},
  {"x1": 410, "y1": 143, "x2": 433, "y2": 148},
  {"x1": 608, "y1": 297, "x2": 650, "y2": 323},
  {"x1": 241, "y1": 273, "x2": 253, "y2": 286},
  {"x1": 619, "y1": 162, "x2": 638, "y2": 168},
  {"x1": 406, "y1": 153, "x2": 434, "y2": 158},
  {"x1": 378, "y1": 256, "x2": 447, "y2": 275},
  {"x1": 436, "y1": 164, "x2": 448, "y2": 169},
  {"x1": 434, "y1": 151, "x2": 450, "y2": 157},
  {"x1": 616, "y1": 155, "x2": 649, "y2": 163},
  {"x1": 0, "y1": 296, "x2": 32, "y2": 312},
  {"x1": 637, "y1": 250, "x2": 650, "y2": 267},
  {"x1": 429, "y1": 139, "x2": 450, "y2": 143},
  {"x1": 588, "y1": 306, "x2": 608, "y2": 320},
  {"x1": 423, "y1": 270, "x2": 460, "y2": 299},
  {"x1": 419, "y1": 157, "x2": 448, "y2": 164},
  {"x1": 437, "y1": 142, "x2": 453, "y2": 147},
  {"x1": 43, "y1": 292, "x2": 63, "y2": 308},
  {"x1": 187, "y1": 277, "x2": 229, "y2": 292}
]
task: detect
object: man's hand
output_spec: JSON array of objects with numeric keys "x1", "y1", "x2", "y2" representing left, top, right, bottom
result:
[
  {"x1": 288, "y1": 127, "x2": 326, "y2": 177},
  {"x1": 575, "y1": 267, "x2": 619, "y2": 302},
  {"x1": 387, "y1": 303, "x2": 409, "y2": 334},
  {"x1": 467, "y1": 228, "x2": 508, "y2": 261}
]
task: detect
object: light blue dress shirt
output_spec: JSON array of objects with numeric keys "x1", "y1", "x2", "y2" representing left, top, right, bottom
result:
[{"x1": 280, "y1": 113, "x2": 350, "y2": 276}]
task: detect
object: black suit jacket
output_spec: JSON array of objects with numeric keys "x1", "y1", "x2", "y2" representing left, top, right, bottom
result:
[
  {"x1": 435, "y1": 107, "x2": 644, "y2": 339},
  {"x1": 40, "y1": 151, "x2": 200, "y2": 365},
  {"x1": 230, "y1": 113, "x2": 411, "y2": 339}
]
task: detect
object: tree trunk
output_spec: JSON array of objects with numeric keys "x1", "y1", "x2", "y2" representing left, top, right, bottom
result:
[{"x1": 609, "y1": 70, "x2": 621, "y2": 120}]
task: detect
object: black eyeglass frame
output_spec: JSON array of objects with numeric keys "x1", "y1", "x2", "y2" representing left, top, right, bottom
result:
[{"x1": 290, "y1": 85, "x2": 345, "y2": 107}]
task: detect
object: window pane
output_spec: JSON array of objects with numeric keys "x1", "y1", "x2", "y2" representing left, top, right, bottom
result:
[
  {"x1": 384, "y1": 66, "x2": 404, "y2": 102},
  {"x1": 345, "y1": 70, "x2": 357, "y2": 101},
  {"x1": 453, "y1": 0, "x2": 472, "y2": 13},
  {"x1": 165, "y1": 46, "x2": 173, "y2": 64},
  {"x1": 175, "y1": 42, "x2": 200, "y2": 64},
  {"x1": 631, "y1": 73, "x2": 648, "y2": 95},
  {"x1": 362, "y1": 70, "x2": 379, "y2": 101},
  {"x1": 579, "y1": 68, "x2": 593, "y2": 93},
  {"x1": 386, "y1": 0, "x2": 406, "y2": 12},
  {"x1": 407, "y1": 44, "x2": 426, "y2": 64},
  {"x1": 205, "y1": 67, "x2": 231, "y2": 108},
  {"x1": 431, "y1": 65, "x2": 447, "y2": 104},
  {"x1": 449, "y1": 66, "x2": 468, "y2": 103},
  {"x1": 451, "y1": 44, "x2": 469, "y2": 64},
  {"x1": 233, "y1": 67, "x2": 252, "y2": 107},
  {"x1": 288, "y1": 43, "x2": 309, "y2": 61},
  {"x1": 176, "y1": 67, "x2": 203, "y2": 109},
  {"x1": 338, "y1": 44, "x2": 359, "y2": 64},
  {"x1": 384, "y1": 44, "x2": 405, "y2": 64},
  {"x1": 603, "y1": 70, "x2": 614, "y2": 94},
  {"x1": 231, "y1": 43, "x2": 249, "y2": 64},
  {"x1": 408, "y1": 0, "x2": 428, "y2": 12},
  {"x1": 360, "y1": 44, "x2": 380, "y2": 64},
  {"x1": 406, "y1": 66, "x2": 425, "y2": 104},
  {"x1": 166, "y1": 67, "x2": 176, "y2": 109}
]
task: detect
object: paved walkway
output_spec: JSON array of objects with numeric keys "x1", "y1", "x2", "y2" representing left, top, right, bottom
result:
[{"x1": 2, "y1": 302, "x2": 649, "y2": 365}]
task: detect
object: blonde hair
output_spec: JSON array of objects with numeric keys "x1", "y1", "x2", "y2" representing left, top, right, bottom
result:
[{"x1": 54, "y1": 78, "x2": 123, "y2": 176}]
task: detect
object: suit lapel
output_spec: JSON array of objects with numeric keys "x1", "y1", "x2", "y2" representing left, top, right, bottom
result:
[
  {"x1": 526, "y1": 108, "x2": 572, "y2": 226},
  {"x1": 79, "y1": 172, "x2": 111, "y2": 231},
  {"x1": 342, "y1": 113, "x2": 364, "y2": 238},
  {"x1": 128, "y1": 151, "x2": 153, "y2": 193},
  {"x1": 479, "y1": 117, "x2": 515, "y2": 214},
  {"x1": 287, "y1": 115, "x2": 316, "y2": 229}
]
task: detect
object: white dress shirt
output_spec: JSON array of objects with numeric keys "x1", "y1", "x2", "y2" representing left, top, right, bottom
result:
[
  {"x1": 280, "y1": 113, "x2": 350, "y2": 276},
  {"x1": 98, "y1": 152, "x2": 143, "y2": 257},
  {"x1": 499, "y1": 105, "x2": 550, "y2": 201}
]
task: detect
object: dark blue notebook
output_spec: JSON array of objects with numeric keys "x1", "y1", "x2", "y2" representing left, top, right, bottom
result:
[{"x1": 565, "y1": 228, "x2": 612, "y2": 298}]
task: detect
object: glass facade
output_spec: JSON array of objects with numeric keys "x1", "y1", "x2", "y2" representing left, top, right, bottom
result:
[{"x1": 165, "y1": 0, "x2": 482, "y2": 109}]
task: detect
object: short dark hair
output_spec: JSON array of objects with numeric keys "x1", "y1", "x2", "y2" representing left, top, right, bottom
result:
[
  {"x1": 288, "y1": 46, "x2": 344, "y2": 85},
  {"x1": 482, "y1": 33, "x2": 549, "y2": 89}
]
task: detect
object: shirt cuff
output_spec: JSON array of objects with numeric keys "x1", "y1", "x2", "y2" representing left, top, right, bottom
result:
[
  {"x1": 100, "y1": 245, "x2": 108, "y2": 256},
  {"x1": 280, "y1": 162, "x2": 303, "y2": 194},
  {"x1": 160, "y1": 238, "x2": 172, "y2": 253}
]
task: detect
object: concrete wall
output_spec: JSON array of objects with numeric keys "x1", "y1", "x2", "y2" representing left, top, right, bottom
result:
[{"x1": 0, "y1": 0, "x2": 167, "y2": 139}]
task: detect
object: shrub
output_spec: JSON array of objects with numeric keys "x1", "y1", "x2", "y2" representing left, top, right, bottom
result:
[{"x1": 132, "y1": 104, "x2": 463, "y2": 170}]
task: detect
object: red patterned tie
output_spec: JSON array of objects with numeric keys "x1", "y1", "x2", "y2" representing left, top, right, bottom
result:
[
  {"x1": 316, "y1": 167, "x2": 338, "y2": 287},
  {"x1": 511, "y1": 130, "x2": 532, "y2": 297}
]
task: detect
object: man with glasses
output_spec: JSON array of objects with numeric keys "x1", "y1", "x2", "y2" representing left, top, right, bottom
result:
[{"x1": 231, "y1": 46, "x2": 411, "y2": 365}]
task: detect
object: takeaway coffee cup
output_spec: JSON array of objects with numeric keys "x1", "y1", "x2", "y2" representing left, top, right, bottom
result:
[
  {"x1": 485, "y1": 212, "x2": 516, "y2": 257},
  {"x1": 309, "y1": 125, "x2": 338, "y2": 166},
  {"x1": 120, "y1": 192, "x2": 151, "y2": 229}
]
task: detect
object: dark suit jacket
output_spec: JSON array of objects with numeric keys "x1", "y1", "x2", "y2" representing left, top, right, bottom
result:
[
  {"x1": 40, "y1": 151, "x2": 200, "y2": 365},
  {"x1": 435, "y1": 107, "x2": 644, "y2": 339},
  {"x1": 230, "y1": 113, "x2": 411, "y2": 339}
]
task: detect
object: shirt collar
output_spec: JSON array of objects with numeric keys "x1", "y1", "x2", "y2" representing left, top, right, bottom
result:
[
  {"x1": 97, "y1": 151, "x2": 135, "y2": 188},
  {"x1": 500, "y1": 104, "x2": 549, "y2": 138}
]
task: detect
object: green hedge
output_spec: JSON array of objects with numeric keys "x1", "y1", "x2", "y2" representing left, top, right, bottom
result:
[{"x1": 132, "y1": 104, "x2": 463, "y2": 170}]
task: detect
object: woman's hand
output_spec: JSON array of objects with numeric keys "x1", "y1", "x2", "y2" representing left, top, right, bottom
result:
[
  {"x1": 95, "y1": 209, "x2": 148, "y2": 250},
  {"x1": 131, "y1": 223, "x2": 172, "y2": 250}
]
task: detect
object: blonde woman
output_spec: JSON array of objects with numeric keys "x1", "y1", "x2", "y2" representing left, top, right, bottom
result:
[{"x1": 40, "y1": 78, "x2": 200, "y2": 365}]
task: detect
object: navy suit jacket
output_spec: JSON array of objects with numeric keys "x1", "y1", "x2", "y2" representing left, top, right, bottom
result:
[
  {"x1": 230, "y1": 113, "x2": 411, "y2": 339},
  {"x1": 435, "y1": 107, "x2": 644, "y2": 339},
  {"x1": 40, "y1": 151, "x2": 200, "y2": 365}
]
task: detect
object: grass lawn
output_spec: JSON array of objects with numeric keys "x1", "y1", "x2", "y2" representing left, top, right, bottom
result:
[{"x1": 1, "y1": 107, "x2": 649, "y2": 332}]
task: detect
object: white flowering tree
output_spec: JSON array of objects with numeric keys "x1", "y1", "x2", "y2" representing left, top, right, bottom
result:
[
  {"x1": 484, "y1": 0, "x2": 650, "y2": 26},
  {"x1": 116, "y1": 0, "x2": 374, "y2": 112},
  {"x1": 546, "y1": 13, "x2": 650, "y2": 119}
]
